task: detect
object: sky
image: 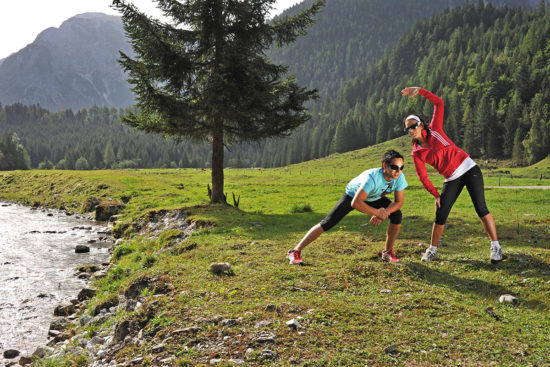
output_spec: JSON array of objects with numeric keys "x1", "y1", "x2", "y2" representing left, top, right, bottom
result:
[{"x1": 0, "y1": 0, "x2": 301, "y2": 59}]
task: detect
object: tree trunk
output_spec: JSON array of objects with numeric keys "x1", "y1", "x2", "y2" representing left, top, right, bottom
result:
[{"x1": 211, "y1": 124, "x2": 225, "y2": 204}]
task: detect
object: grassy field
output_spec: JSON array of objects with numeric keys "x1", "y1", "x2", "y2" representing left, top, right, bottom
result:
[{"x1": 1, "y1": 136, "x2": 549, "y2": 366}]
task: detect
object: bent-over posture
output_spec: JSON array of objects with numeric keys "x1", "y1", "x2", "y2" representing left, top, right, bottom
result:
[
  {"x1": 401, "y1": 86, "x2": 503, "y2": 263},
  {"x1": 287, "y1": 150, "x2": 408, "y2": 264}
]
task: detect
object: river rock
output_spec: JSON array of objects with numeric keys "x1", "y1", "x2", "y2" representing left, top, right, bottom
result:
[
  {"x1": 50, "y1": 317, "x2": 69, "y2": 331},
  {"x1": 113, "y1": 320, "x2": 131, "y2": 343},
  {"x1": 54, "y1": 303, "x2": 75, "y2": 316},
  {"x1": 3, "y1": 349, "x2": 19, "y2": 359},
  {"x1": 75, "y1": 245, "x2": 90, "y2": 253},
  {"x1": 18, "y1": 355, "x2": 32, "y2": 365},
  {"x1": 78, "y1": 287, "x2": 97, "y2": 301},
  {"x1": 82, "y1": 197, "x2": 100, "y2": 212},
  {"x1": 32, "y1": 346, "x2": 54, "y2": 358}
]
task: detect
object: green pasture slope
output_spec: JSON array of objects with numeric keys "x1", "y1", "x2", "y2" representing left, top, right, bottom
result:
[{"x1": 1, "y1": 136, "x2": 549, "y2": 366}]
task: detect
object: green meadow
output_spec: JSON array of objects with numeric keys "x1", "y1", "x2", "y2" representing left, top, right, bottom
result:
[{"x1": 1, "y1": 136, "x2": 549, "y2": 366}]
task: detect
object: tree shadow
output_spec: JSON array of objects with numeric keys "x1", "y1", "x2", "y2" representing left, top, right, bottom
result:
[
  {"x1": 451, "y1": 253, "x2": 550, "y2": 279},
  {"x1": 403, "y1": 262, "x2": 546, "y2": 310}
]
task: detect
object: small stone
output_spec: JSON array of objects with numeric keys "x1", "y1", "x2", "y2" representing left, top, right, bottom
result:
[
  {"x1": 286, "y1": 318, "x2": 301, "y2": 329},
  {"x1": 80, "y1": 316, "x2": 93, "y2": 326},
  {"x1": 3, "y1": 349, "x2": 20, "y2": 359},
  {"x1": 75, "y1": 245, "x2": 90, "y2": 253},
  {"x1": 229, "y1": 359, "x2": 245, "y2": 364},
  {"x1": 254, "y1": 320, "x2": 272, "y2": 329},
  {"x1": 210, "y1": 359, "x2": 222, "y2": 365},
  {"x1": 18, "y1": 355, "x2": 33, "y2": 365},
  {"x1": 379, "y1": 289, "x2": 391, "y2": 294},
  {"x1": 261, "y1": 350, "x2": 276, "y2": 359},
  {"x1": 172, "y1": 326, "x2": 202, "y2": 335},
  {"x1": 222, "y1": 318, "x2": 239, "y2": 326},
  {"x1": 78, "y1": 287, "x2": 97, "y2": 301},
  {"x1": 210, "y1": 262, "x2": 232, "y2": 275},
  {"x1": 384, "y1": 345, "x2": 399, "y2": 354},
  {"x1": 54, "y1": 303, "x2": 76, "y2": 316},
  {"x1": 499, "y1": 294, "x2": 519, "y2": 304}
]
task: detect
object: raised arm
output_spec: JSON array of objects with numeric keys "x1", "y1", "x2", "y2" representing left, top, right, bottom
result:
[{"x1": 401, "y1": 87, "x2": 444, "y2": 130}]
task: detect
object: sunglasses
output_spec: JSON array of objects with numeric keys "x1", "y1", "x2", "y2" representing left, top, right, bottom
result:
[
  {"x1": 389, "y1": 164, "x2": 404, "y2": 171},
  {"x1": 404, "y1": 121, "x2": 422, "y2": 132}
]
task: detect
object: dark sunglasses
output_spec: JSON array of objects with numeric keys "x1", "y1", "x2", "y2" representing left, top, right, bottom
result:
[
  {"x1": 404, "y1": 121, "x2": 422, "y2": 132},
  {"x1": 389, "y1": 164, "x2": 404, "y2": 171}
]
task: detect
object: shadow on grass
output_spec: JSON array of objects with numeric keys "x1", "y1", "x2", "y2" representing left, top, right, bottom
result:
[
  {"x1": 452, "y1": 253, "x2": 550, "y2": 278},
  {"x1": 404, "y1": 262, "x2": 546, "y2": 310}
]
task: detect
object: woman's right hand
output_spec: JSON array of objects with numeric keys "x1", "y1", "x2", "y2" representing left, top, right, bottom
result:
[
  {"x1": 435, "y1": 197, "x2": 441, "y2": 211},
  {"x1": 401, "y1": 87, "x2": 420, "y2": 98}
]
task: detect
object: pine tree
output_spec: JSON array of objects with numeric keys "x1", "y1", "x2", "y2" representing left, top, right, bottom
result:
[{"x1": 112, "y1": 0, "x2": 323, "y2": 203}]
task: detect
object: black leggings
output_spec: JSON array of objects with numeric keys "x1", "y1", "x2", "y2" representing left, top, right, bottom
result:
[
  {"x1": 319, "y1": 193, "x2": 402, "y2": 231},
  {"x1": 435, "y1": 165, "x2": 490, "y2": 225}
]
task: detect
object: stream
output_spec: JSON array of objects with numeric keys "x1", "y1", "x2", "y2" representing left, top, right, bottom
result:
[{"x1": 0, "y1": 201, "x2": 111, "y2": 363}]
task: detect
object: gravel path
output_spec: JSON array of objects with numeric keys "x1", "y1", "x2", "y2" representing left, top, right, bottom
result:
[{"x1": 486, "y1": 186, "x2": 550, "y2": 189}]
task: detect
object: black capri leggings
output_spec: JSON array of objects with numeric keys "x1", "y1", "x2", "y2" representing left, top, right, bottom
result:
[
  {"x1": 319, "y1": 193, "x2": 402, "y2": 231},
  {"x1": 435, "y1": 165, "x2": 490, "y2": 225}
]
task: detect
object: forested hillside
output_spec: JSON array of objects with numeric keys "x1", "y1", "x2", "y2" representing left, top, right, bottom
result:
[
  {"x1": 268, "y1": 0, "x2": 540, "y2": 101},
  {"x1": 0, "y1": 1, "x2": 548, "y2": 170},
  {"x1": 257, "y1": 1, "x2": 550, "y2": 167}
]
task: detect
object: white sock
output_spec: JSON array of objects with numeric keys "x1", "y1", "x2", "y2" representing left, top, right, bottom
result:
[
  {"x1": 429, "y1": 245, "x2": 438, "y2": 253},
  {"x1": 491, "y1": 241, "x2": 500, "y2": 248}
]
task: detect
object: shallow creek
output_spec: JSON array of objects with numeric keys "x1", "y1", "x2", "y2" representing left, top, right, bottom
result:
[{"x1": 0, "y1": 201, "x2": 111, "y2": 362}]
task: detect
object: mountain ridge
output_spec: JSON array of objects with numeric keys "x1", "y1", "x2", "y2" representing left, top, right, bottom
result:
[{"x1": 0, "y1": 12, "x2": 134, "y2": 111}]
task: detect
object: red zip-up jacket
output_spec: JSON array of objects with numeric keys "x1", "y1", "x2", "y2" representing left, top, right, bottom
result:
[{"x1": 412, "y1": 88, "x2": 470, "y2": 198}]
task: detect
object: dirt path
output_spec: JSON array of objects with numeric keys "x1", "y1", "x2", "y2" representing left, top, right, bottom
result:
[{"x1": 486, "y1": 186, "x2": 550, "y2": 189}]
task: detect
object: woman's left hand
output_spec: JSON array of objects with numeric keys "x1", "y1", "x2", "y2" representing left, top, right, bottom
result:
[{"x1": 401, "y1": 87, "x2": 420, "y2": 98}]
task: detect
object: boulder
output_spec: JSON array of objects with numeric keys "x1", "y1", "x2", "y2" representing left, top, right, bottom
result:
[
  {"x1": 81, "y1": 197, "x2": 100, "y2": 212},
  {"x1": 95, "y1": 202, "x2": 125, "y2": 221}
]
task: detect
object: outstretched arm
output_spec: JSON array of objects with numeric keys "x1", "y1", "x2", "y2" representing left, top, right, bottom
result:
[{"x1": 401, "y1": 87, "x2": 444, "y2": 130}]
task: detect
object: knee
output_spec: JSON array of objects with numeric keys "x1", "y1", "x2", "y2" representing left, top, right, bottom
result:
[{"x1": 389, "y1": 210, "x2": 402, "y2": 225}]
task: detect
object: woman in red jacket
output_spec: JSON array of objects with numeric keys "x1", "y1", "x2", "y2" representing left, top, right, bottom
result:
[{"x1": 401, "y1": 86, "x2": 503, "y2": 263}]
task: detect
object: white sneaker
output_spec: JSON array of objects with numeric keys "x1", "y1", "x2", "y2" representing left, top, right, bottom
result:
[
  {"x1": 490, "y1": 246, "x2": 503, "y2": 263},
  {"x1": 421, "y1": 248, "x2": 438, "y2": 262}
]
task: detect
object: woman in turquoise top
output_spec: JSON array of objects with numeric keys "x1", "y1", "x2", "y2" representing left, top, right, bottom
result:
[{"x1": 287, "y1": 150, "x2": 408, "y2": 264}]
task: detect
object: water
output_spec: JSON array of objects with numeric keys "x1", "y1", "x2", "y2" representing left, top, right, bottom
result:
[{"x1": 0, "y1": 202, "x2": 111, "y2": 362}]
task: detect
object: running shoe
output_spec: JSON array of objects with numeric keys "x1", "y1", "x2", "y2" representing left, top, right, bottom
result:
[
  {"x1": 421, "y1": 248, "x2": 438, "y2": 262},
  {"x1": 490, "y1": 245, "x2": 503, "y2": 263},
  {"x1": 381, "y1": 250, "x2": 400, "y2": 263},
  {"x1": 286, "y1": 249, "x2": 303, "y2": 265}
]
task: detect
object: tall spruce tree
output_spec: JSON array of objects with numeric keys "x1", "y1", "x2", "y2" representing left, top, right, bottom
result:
[{"x1": 112, "y1": 0, "x2": 323, "y2": 203}]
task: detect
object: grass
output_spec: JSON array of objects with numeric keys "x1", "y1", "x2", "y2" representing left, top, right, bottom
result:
[{"x1": 1, "y1": 136, "x2": 549, "y2": 366}]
